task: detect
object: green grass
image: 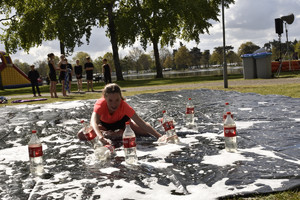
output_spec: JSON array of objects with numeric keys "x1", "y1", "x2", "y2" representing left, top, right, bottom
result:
[{"x1": 1, "y1": 72, "x2": 300, "y2": 106}]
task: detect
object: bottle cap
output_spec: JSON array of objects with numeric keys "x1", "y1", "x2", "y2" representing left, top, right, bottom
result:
[
  {"x1": 32, "y1": 130, "x2": 37, "y2": 133},
  {"x1": 227, "y1": 112, "x2": 231, "y2": 115},
  {"x1": 80, "y1": 120, "x2": 84, "y2": 123},
  {"x1": 126, "y1": 121, "x2": 130, "y2": 125},
  {"x1": 188, "y1": 98, "x2": 191, "y2": 100},
  {"x1": 162, "y1": 110, "x2": 166, "y2": 113},
  {"x1": 225, "y1": 102, "x2": 229, "y2": 105}
]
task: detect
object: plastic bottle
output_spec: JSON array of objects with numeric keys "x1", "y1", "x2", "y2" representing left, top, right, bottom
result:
[
  {"x1": 80, "y1": 120, "x2": 102, "y2": 149},
  {"x1": 28, "y1": 130, "x2": 44, "y2": 176},
  {"x1": 223, "y1": 102, "x2": 233, "y2": 122},
  {"x1": 162, "y1": 110, "x2": 179, "y2": 143},
  {"x1": 223, "y1": 112, "x2": 237, "y2": 152},
  {"x1": 186, "y1": 98, "x2": 195, "y2": 126},
  {"x1": 94, "y1": 144, "x2": 115, "y2": 161},
  {"x1": 80, "y1": 120, "x2": 114, "y2": 161},
  {"x1": 123, "y1": 121, "x2": 138, "y2": 164}
]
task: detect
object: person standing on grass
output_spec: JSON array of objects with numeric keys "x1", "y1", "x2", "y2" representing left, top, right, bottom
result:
[
  {"x1": 66, "y1": 58, "x2": 73, "y2": 93},
  {"x1": 102, "y1": 58, "x2": 112, "y2": 85},
  {"x1": 47, "y1": 53, "x2": 58, "y2": 98},
  {"x1": 58, "y1": 54, "x2": 68, "y2": 97},
  {"x1": 28, "y1": 65, "x2": 41, "y2": 97},
  {"x1": 84, "y1": 56, "x2": 94, "y2": 92},
  {"x1": 74, "y1": 59, "x2": 83, "y2": 92}
]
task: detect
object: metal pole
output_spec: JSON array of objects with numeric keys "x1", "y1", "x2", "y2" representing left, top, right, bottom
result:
[{"x1": 222, "y1": 0, "x2": 228, "y2": 88}]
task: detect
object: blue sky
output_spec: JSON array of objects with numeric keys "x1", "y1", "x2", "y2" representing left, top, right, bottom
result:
[{"x1": 0, "y1": 0, "x2": 299, "y2": 64}]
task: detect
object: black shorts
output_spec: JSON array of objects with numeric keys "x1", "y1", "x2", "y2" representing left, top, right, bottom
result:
[
  {"x1": 68, "y1": 74, "x2": 72, "y2": 81},
  {"x1": 86, "y1": 71, "x2": 93, "y2": 80},
  {"x1": 76, "y1": 74, "x2": 83, "y2": 79},
  {"x1": 100, "y1": 116, "x2": 130, "y2": 131},
  {"x1": 59, "y1": 72, "x2": 66, "y2": 81},
  {"x1": 49, "y1": 73, "x2": 57, "y2": 82}
]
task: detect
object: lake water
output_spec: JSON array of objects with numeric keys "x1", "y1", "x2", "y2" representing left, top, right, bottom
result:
[{"x1": 116, "y1": 67, "x2": 243, "y2": 80}]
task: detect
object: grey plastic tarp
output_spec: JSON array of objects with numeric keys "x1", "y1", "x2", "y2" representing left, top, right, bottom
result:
[{"x1": 0, "y1": 89, "x2": 300, "y2": 199}]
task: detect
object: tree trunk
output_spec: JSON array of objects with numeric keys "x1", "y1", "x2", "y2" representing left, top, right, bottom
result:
[
  {"x1": 60, "y1": 41, "x2": 65, "y2": 55},
  {"x1": 0, "y1": 73, "x2": 3, "y2": 90},
  {"x1": 107, "y1": 3, "x2": 124, "y2": 81},
  {"x1": 152, "y1": 40, "x2": 163, "y2": 78}
]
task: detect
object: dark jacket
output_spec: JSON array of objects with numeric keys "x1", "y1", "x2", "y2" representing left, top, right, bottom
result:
[{"x1": 28, "y1": 70, "x2": 40, "y2": 83}]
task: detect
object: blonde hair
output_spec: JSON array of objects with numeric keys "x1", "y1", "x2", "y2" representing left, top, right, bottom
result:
[{"x1": 103, "y1": 83, "x2": 124, "y2": 100}]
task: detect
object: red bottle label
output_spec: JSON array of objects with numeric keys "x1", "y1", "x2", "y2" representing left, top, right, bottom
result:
[
  {"x1": 123, "y1": 137, "x2": 136, "y2": 148},
  {"x1": 85, "y1": 129, "x2": 97, "y2": 141},
  {"x1": 224, "y1": 127, "x2": 236, "y2": 137},
  {"x1": 186, "y1": 107, "x2": 194, "y2": 114},
  {"x1": 28, "y1": 146, "x2": 43, "y2": 157},
  {"x1": 223, "y1": 114, "x2": 234, "y2": 121},
  {"x1": 163, "y1": 121, "x2": 174, "y2": 131}
]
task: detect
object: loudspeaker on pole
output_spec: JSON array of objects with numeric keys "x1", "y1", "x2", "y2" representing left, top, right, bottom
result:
[{"x1": 275, "y1": 18, "x2": 283, "y2": 35}]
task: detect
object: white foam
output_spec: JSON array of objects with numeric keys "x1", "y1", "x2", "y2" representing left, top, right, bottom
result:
[
  {"x1": 202, "y1": 149, "x2": 254, "y2": 167},
  {"x1": 99, "y1": 167, "x2": 120, "y2": 174},
  {"x1": 238, "y1": 108, "x2": 252, "y2": 111}
]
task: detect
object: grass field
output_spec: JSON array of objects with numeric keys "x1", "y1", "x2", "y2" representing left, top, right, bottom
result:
[{"x1": 0, "y1": 72, "x2": 300, "y2": 199}]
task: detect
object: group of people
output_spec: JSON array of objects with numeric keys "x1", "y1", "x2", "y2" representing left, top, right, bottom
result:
[
  {"x1": 46, "y1": 53, "x2": 112, "y2": 98},
  {"x1": 28, "y1": 54, "x2": 168, "y2": 150}
]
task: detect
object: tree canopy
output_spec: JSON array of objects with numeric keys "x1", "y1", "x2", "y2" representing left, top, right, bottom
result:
[{"x1": 1, "y1": 0, "x2": 97, "y2": 55}]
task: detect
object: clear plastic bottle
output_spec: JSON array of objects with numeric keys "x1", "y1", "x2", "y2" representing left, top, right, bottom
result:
[
  {"x1": 223, "y1": 112, "x2": 237, "y2": 152},
  {"x1": 28, "y1": 130, "x2": 44, "y2": 176},
  {"x1": 223, "y1": 102, "x2": 233, "y2": 122},
  {"x1": 162, "y1": 110, "x2": 179, "y2": 143},
  {"x1": 80, "y1": 120, "x2": 102, "y2": 149},
  {"x1": 80, "y1": 120, "x2": 114, "y2": 161},
  {"x1": 94, "y1": 144, "x2": 115, "y2": 161},
  {"x1": 186, "y1": 98, "x2": 195, "y2": 126},
  {"x1": 123, "y1": 121, "x2": 138, "y2": 164}
]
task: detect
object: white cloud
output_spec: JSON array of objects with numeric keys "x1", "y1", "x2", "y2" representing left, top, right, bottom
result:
[{"x1": 0, "y1": 0, "x2": 299, "y2": 64}]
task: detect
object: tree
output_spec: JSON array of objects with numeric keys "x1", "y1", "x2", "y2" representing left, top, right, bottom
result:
[
  {"x1": 190, "y1": 47, "x2": 202, "y2": 68},
  {"x1": 294, "y1": 41, "x2": 300, "y2": 54},
  {"x1": 163, "y1": 56, "x2": 174, "y2": 69},
  {"x1": 72, "y1": 52, "x2": 91, "y2": 67},
  {"x1": 237, "y1": 42, "x2": 260, "y2": 57},
  {"x1": 227, "y1": 51, "x2": 240, "y2": 65},
  {"x1": 201, "y1": 50, "x2": 210, "y2": 68},
  {"x1": 174, "y1": 45, "x2": 192, "y2": 70},
  {"x1": 34, "y1": 60, "x2": 48, "y2": 78},
  {"x1": 120, "y1": 56, "x2": 134, "y2": 74},
  {"x1": 137, "y1": 54, "x2": 152, "y2": 71},
  {"x1": 159, "y1": 47, "x2": 172, "y2": 68},
  {"x1": 211, "y1": 46, "x2": 234, "y2": 65},
  {"x1": 117, "y1": 0, "x2": 234, "y2": 78},
  {"x1": 94, "y1": 56, "x2": 104, "y2": 74},
  {"x1": 128, "y1": 47, "x2": 143, "y2": 73},
  {"x1": 1, "y1": 0, "x2": 97, "y2": 55},
  {"x1": 13, "y1": 59, "x2": 30, "y2": 74}
]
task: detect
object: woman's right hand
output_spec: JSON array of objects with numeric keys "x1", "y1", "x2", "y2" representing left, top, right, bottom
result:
[{"x1": 99, "y1": 136, "x2": 112, "y2": 145}]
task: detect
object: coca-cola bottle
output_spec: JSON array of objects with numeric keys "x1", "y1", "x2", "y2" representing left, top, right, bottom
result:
[
  {"x1": 28, "y1": 130, "x2": 44, "y2": 176},
  {"x1": 80, "y1": 120, "x2": 114, "y2": 161},
  {"x1": 223, "y1": 102, "x2": 233, "y2": 122},
  {"x1": 162, "y1": 110, "x2": 179, "y2": 143},
  {"x1": 186, "y1": 98, "x2": 195, "y2": 126},
  {"x1": 80, "y1": 120, "x2": 102, "y2": 149},
  {"x1": 223, "y1": 112, "x2": 237, "y2": 152},
  {"x1": 123, "y1": 121, "x2": 138, "y2": 164},
  {"x1": 94, "y1": 144, "x2": 115, "y2": 161}
]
